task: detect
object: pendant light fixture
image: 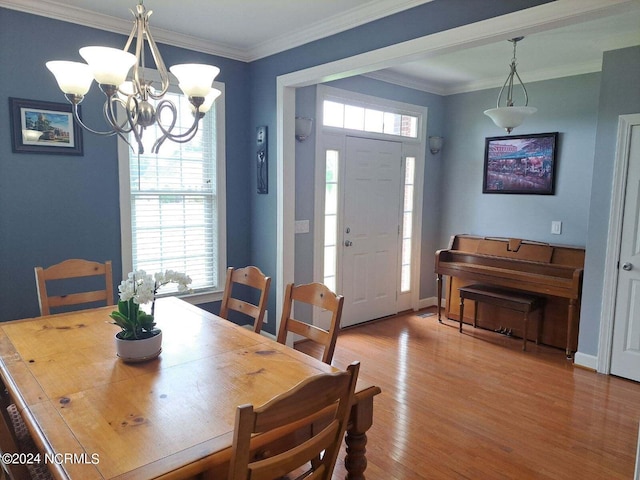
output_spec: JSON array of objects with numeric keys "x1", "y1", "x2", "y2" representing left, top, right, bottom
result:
[
  {"x1": 484, "y1": 37, "x2": 536, "y2": 133},
  {"x1": 46, "y1": 1, "x2": 221, "y2": 154}
]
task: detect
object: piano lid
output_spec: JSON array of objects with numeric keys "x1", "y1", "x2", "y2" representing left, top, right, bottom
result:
[{"x1": 447, "y1": 234, "x2": 584, "y2": 267}]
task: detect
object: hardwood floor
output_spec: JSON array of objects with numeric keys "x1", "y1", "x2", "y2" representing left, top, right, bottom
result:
[{"x1": 298, "y1": 309, "x2": 640, "y2": 479}]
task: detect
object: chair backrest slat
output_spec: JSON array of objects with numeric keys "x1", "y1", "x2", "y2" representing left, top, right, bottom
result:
[
  {"x1": 277, "y1": 282, "x2": 344, "y2": 364},
  {"x1": 34, "y1": 259, "x2": 114, "y2": 316},
  {"x1": 219, "y1": 266, "x2": 271, "y2": 333},
  {"x1": 227, "y1": 362, "x2": 359, "y2": 480}
]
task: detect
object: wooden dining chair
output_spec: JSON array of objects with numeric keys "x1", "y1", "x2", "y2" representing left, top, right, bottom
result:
[
  {"x1": 0, "y1": 402, "x2": 31, "y2": 480},
  {"x1": 0, "y1": 379, "x2": 52, "y2": 480},
  {"x1": 34, "y1": 259, "x2": 114, "y2": 316},
  {"x1": 219, "y1": 266, "x2": 271, "y2": 333},
  {"x1": 277, "y1": 282, "x2": 344, "y2": 365},
  {"x1": 227, "y1": 361, "x2": 360, "y2": 480}
]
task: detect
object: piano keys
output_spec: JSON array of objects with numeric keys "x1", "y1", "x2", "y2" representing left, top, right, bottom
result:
[{"x1": 435, "y1": 234, "x2": 585, "y2": 357}]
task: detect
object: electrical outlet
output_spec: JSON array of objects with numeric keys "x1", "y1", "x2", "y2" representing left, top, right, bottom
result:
[
  {"x1": 551, "y1": 221, "x2": 562, "y2": 235},
  {"x1": 263, "y1": 310, "x2": 268, "y2": 324}
]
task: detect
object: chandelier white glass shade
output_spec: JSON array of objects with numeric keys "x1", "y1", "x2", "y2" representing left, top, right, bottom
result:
[
  {"x1": 484, "y1": 37, "x2": 536, "y2": 134},
  {"x1": 45, "y1": 2, "x2": 221, "y2": 154}
]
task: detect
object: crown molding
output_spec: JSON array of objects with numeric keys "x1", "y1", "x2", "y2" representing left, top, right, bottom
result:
[
  {"x1": 363, "y1": 71, "x2": 447, "y2": 95},
  {"x1": 0, "y1": 0, "x2": 249, "y2": 60},
  {"x1": 364, "y1": 58, "x2": 604, "y2": 96},
  {"x1": 0, "y1": 0, "x2": 433, "y2": 62},
  {"x1": 247, "y1": 0, "x2": 433, "y2": 61}
]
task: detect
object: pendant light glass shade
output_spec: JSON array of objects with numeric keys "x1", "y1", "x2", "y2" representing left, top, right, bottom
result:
[{"x1": 484, "y1": 106, "x2": 537, "y2": 133}]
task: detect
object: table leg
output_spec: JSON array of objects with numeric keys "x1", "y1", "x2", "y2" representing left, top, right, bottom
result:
[
  {"x1": 345, "y1": 394, "x2": 375, "y2": 480},
  {"x1": 459, "y1": 297, "x2": 465, "y2": 333}
]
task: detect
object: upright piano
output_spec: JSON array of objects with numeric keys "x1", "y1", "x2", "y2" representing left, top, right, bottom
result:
[{"x1": 435, "y1": 234, "x2": 585, "y2": 357}]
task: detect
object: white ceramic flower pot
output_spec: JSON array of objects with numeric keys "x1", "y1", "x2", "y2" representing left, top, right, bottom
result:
[{"x1": 115, "y1": 330, "x2": 162, "y2": 363}]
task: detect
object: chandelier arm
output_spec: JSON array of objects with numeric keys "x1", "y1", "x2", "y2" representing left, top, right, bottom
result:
[
  {"x1": 152, "y1": 122, "x2": 201, "y2": 154},
  {"x1": 102, "y1": 96, "x2": 140, "y2": 152},
  {"x1": 129, "y1": 121, "x2": 145, "y2": 155},
  {"x1": 104, "y1": 96, "x2": 136, "y2": 134},
  {"x1": 116, "y1": 128, "x2": 138, "y2": 153},
  {"x1": 122, "y1": 8, "x2": 138, "y2": 53},
  {"x1": 65, "y1": 102, "x2": 117, "y2": 137},
  {"x1": 154, "y1": 100, "x2": 179, "y2": 136},
  {"x1": 144, "y1": 25, "x2": 171, "y2": 100},
  {"x1": 132, "y1": 7, "x2": 148, "y2": 101},
  {"x1": 121, "y1": 10, "x2": 144, "y2": 98},
  {"x1": 156, "y1": 102, "x2": 202, "y2": 140},
  {"x1": 151, "y1": 101, "x2": 203, "y2": 154}
]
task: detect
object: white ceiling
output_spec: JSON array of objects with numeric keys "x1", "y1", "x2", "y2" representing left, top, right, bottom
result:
[{"x1": 2, "y1": 0, "x2": 640, "y2": 95}]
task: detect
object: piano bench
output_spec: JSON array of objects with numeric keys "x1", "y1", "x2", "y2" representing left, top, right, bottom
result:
[{"x1": 458, "y1": 284, "x2": 544, "y2": 351}]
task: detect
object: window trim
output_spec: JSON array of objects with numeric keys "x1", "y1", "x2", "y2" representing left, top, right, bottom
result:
[
  {"x1": 117, "y1": 77, "x2": 227, "y2": 305},
  {"x1": 321, "y1": 87, "x2": 425, "y2": 144}
]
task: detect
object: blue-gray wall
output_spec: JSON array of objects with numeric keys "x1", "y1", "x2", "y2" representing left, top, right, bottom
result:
[
  {"x1": 0, "y1": 9, "x2": 252, "y2": 321},
  {"x1": 440, "y1": 73, "x2": 600, "y2": 247},
  {"x1": 581, "y1": 46, "x2": 640, "y2": 356}
]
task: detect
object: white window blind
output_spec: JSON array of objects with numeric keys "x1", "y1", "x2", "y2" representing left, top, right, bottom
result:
[{"x1": 128, "y1": 91, "x2": 218, "y2": 293}]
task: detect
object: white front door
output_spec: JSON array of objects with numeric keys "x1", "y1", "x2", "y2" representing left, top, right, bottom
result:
[
  {"x1": 341, "y1": 137, "x2": 402, "y2": 327},
  {"x1": 611, "y1": 124, "x2": 640, "y2": 382}
]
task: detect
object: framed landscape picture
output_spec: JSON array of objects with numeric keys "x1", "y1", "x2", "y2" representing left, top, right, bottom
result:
[
  {"x1": 483, "y1": 132, "x2": 558, "y2": 194},
  {"x1": 9, "y1": 97, "x2": 83, "y2": 155}
]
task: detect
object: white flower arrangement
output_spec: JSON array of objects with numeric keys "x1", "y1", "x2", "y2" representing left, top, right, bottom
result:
[{"x1": 111, "y1": 269, "x2": 192, "y2": 340}]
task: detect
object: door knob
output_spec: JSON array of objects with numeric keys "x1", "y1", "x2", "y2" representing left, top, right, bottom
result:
[
  {"x1": 622, "y1": 262, "x2": 633, "y2": 271},
  {"x1": 344, "y1": 240, "x2": 353, "y2": 247}
]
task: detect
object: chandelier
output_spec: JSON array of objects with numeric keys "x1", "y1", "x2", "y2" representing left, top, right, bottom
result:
[
  {"x1": 484, "y1": 37, "x2": 536, "y2": 134},
  {"x1": 45, "y1": 1, "x2": 221, "y2": 154}
]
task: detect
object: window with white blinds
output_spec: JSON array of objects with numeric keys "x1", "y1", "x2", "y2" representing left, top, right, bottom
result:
[{"x1": 121, "y1": 86, "x2": 225, "y2": 295}]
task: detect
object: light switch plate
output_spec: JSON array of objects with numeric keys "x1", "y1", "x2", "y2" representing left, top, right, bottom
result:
[
  {"x1": 295, "y1": 220, "x2": 310, "y2": 234},
  {"x1": 551, "y1": 221, "x2": 562, "y2": 235}
]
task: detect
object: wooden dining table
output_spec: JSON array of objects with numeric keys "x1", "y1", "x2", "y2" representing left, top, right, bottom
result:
[{"x1": 0, "y1": 297, "x2": 381, "y2": 480}]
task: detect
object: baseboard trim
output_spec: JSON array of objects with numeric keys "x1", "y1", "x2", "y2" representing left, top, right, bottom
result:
[
  {"x1": 573, "y1": 351, "x2": 598, "y2": 371},
  {"x1": 419, "y1": 296, "x2": 445, "y2": 310}
]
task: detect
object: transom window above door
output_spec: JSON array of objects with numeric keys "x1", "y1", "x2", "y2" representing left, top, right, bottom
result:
[{"x1": 322, "y1": 100, "x2": 418, "y2": 138}]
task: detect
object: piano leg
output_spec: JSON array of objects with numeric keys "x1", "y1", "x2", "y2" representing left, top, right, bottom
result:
[
  {"x1": 436, "y1": 274, "x2": 443, "y2": 323},
  {"x1": 566, "y1": 299, "x2": 577, "y2": 359}
]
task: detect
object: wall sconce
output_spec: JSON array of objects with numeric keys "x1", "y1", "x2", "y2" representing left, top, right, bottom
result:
[
  {"x1": 429, "y1": 136, "x2": 443, "y2": 155},
  {"x1": 295, "y1": 117, "x2": 313, "y2": 142}
]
